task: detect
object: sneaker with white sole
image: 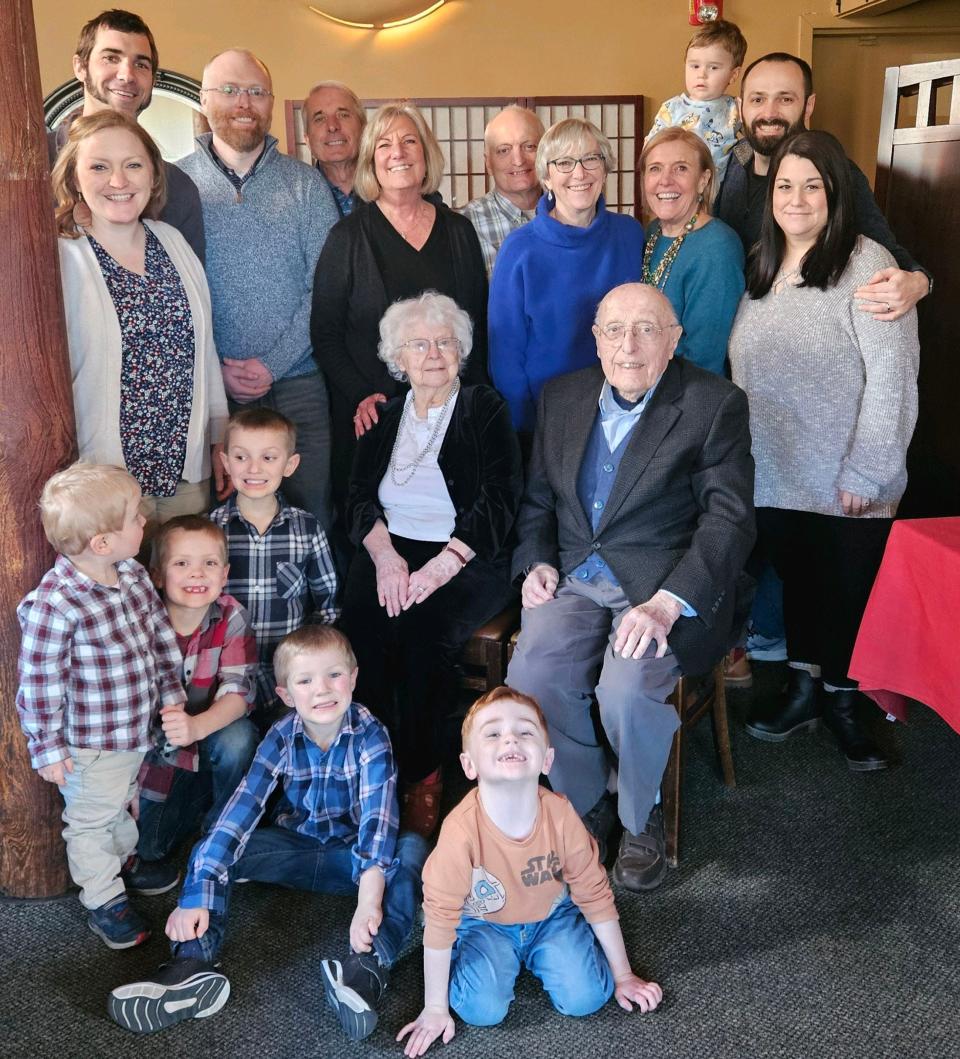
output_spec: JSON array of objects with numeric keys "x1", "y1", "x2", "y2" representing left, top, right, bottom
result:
[
  {"x1": 321, "y1": 952, "x2": 387, "y2": 1041},
  {"x1": 107, "y1": 958, "x2": 230, "y2": 1034},
  {"x1": 88, "y1": 894, "x2": 150, "y2": 950}
]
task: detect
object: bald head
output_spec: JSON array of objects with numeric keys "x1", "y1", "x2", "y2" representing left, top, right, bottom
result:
[
  {"x1": 593, "y1": 284, "x2": 681, "y2": 401},
  {"x1": 202, "y1": 48, "x2": 272, "y2": 90},
  {"x1": 484, "y1": 105, "x2": 543, "y2": 208},
  {"x1": 200, "y1": 49, "x2": 273, "y2": 157}
]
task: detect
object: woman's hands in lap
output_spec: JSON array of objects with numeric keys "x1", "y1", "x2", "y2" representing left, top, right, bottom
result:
[
  {"x1": 402, "y1": 550, "x2": 462, "y2": 610},
  {"x1": 374, "y1": 549, "x2": 410, "y2": 617}
]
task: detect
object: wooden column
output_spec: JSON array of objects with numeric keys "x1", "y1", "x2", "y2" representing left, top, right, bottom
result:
[{"x1": 0, "y1": 0, "x2": 76, "y2": 896}]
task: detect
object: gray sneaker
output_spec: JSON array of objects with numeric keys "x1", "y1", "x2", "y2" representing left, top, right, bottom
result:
[{"x1": 108, "y1": 958, "x2": 230, "y2": 1034}]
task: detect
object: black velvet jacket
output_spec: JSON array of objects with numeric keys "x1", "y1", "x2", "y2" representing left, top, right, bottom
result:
[{"x1": 346, "y1": 384, "x2": 522, "y2": 565}]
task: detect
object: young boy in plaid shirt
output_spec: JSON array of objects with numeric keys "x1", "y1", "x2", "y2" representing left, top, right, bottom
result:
[
  {"x1": 108, "y1": 626, "x2": 427, "y2": 1042},
  {"x1": 16, "y1": 463, "x2": 185, "y2": 950},
  {"x1": 210, "y1": 407, "x2": 338, "y2": 726},
  {"x1": 134, "y1": 515, "x2": 260, "y2": 890}
]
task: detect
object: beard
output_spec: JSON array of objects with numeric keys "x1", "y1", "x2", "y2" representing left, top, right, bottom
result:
[
  {"x1": 84, "y1": 74, "x2": 151, "y2": 115},
  {"x1": 209, "y1": 110, "x2": 271, "y2": 153},
  {"x1": 743, "y1": 116, "x2": 806, "y2": 157}
]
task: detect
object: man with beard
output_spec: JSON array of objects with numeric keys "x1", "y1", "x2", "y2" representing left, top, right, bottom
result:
[
  {"x1": 715, "y1": 52, "x2": 930, "y2": 321},
  {"x1": 177, "y1": 50, "x2": 340, "y2": 533},
  {"x1": 50, "y1": 9, "x2": 205, "y2": 261}
]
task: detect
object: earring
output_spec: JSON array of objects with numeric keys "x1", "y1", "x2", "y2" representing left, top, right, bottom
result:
[{"x1": 72, "y1": 190, "x2": 92, "y2": 230}]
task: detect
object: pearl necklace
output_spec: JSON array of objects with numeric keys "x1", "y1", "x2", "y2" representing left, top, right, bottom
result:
[{"x1": 389, "y1": 381, "x2": 460, "y2": 487}]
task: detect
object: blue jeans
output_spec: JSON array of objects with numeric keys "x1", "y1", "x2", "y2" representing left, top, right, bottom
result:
[
  {"x1": 749, "y1": 560, "x2": 785, "y2": 639},
  {"x1": 449, "y1": 896, "x2": 613, "y2": 1025},
  {"x1": 137, "y1": 717, "x2": 259, "y2": 862},
  {"x1": 174, "y1": 829, "x2": 427, "y2": 966}
]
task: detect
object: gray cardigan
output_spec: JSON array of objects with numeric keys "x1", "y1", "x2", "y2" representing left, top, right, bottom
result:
[{"x1": 728, "y1": 236, "x2": 919, "y2": 519}]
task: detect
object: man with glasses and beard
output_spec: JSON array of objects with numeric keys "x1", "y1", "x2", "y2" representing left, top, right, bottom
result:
[
  {"x1": 50, "y1": 9, "x2": 205, "y2": 262},
  {"x1": 177, "y1": 50, "x2": 340, "y2": 534},
  {"x1": 715, "y1": 52, "x2": 930, "y2": 321}
]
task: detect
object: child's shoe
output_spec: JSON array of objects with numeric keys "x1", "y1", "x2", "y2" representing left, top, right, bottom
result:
[
  {"x1": 107, "y1": 957, "x2": 230, "y2": 1033},
  {"x1": 121, "y1": 855, "x2": 180, "y2": 896},
  {"x1": 320, "y1": 951, "x2": 388, "y2": 1041},
  {"x1": 87, "y1": 894, "x2": 150, "y2": 949}
]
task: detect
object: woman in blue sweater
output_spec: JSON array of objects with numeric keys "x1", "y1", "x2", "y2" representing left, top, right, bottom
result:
[
  {"x1": 639, "y1": 128, "x2": 744, "y2": 376},
  {"x1": 488, "y1": 118, "x2": 644, "y2": 446}
]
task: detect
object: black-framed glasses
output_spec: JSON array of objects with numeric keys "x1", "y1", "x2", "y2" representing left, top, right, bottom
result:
[
  {"x1": 597, "y1": 321, "x2": 678, "y2": 346},
  {"x1": 201, "y1": 84, "x2": 273, "y2": 99},
  {"x1": 548, "y1": 152, "x2": 605, "y2": 174}
]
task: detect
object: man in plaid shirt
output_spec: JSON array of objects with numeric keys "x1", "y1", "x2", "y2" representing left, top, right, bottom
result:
[
  {"x1": 16, "y1": 464, "x2": 185, "y2": 950},
  {"x1": 109, "y1": 627, "x2": 427, "y2": 1042},
  {"x1": 209, "y1": 407, "x2": 338, "y2": 723}
]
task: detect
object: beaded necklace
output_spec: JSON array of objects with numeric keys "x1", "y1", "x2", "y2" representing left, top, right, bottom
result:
[
  {"x1": 389, "y1": 380, "x2": 460, "y2": 487},
  {"x1": 642, "y1": 209, "x2": 700, "y2": 290}
]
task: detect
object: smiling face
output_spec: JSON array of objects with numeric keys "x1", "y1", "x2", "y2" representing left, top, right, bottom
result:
[
  {"x1": 593, "y1": 284, "x2": 681, "y2": 402},
  {"x1": 772, "y1": 153, "x2": 829, "y2": 249},
  {"x1": 485, "y1": 109, "x2": 542, "y2": 200},
  {"x1": 305, "y1": 85, "x2": 364, "y2": 167},
  {"x1": 739, "y1": 60, "x2": 815, "y2": 157},
  {"x1": 74, "y1": 126, "x2": 154, "y2": 229},
  {"x1": 158, "y1": 528, "x2": 229, "y2": 611},
  {"x1": 373, "y1": 115, "x2": 427, "y2": 194},
  {"x1": 460, "y1": 698, "x2": 554, "y2": 786},
  {"x1": 276, "y1": 646, "x2": 358, "y2": 744},
  {"x1": 642, "y1": 137, "x2": 712, "y2": 235},
  {"x1": 201, "y1": 50, "x2": 273, "y2": 154},
  {"x1": 684, "y1": 43, "x2": 739, "y2": 102},
  {"x1": 219, "y1": 426, "x2": 300, "y2": 501},
  {"x1": 542, "y1": 133, "x2": 605, "y2": 225},
  {"x1": 74, "y1": 27, "x2": 154, "y2": 117},
  {"x1": 393, "y1": 315, "x2": 462, "y2": 397}
]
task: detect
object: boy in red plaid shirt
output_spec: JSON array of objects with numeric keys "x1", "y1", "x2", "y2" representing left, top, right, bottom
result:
[
  {"x1": 16, "y1": 463, "x2": 185, "y2": 950},
  {"x1": 135, "y1": 515, "x2": 259, "y2": 886}
]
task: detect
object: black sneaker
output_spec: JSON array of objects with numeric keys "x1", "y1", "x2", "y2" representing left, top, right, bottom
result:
[
  {"x1": 581, "y1": 792, "x2": 617, "y2": 866},
  {"x1": 88, "y1": 895, "x2": 150, "y2": 949},
  {"x1": 108, "y1": 958, "x2": 230, "y2": 1034},
  {"x1": 320, "y1": 952, "x2": 388, "y2": 1041},
  {"x1": 121, "y1": 856, "x2": 180, "y2": 896}
]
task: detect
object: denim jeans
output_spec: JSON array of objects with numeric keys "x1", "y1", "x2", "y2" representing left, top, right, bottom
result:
[
  {"x1": 174, "y1": 829, "x2": 427, "y2": 966},
  {"x1": 137, "y1": 717, "x2": 259, "y2": 863},
  {"x1": 449, "y1": 896, "x2": 613, "y2": 1025}
]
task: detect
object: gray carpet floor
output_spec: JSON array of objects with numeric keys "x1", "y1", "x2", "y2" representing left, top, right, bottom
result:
[{"x1": 3, "y1": 663, "x2": 959, "y2": 1058}]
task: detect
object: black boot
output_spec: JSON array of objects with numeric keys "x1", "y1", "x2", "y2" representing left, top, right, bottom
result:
[
  {"x1": 746, "y1": 667, "x2": 821, "y2": 742},
  {"x1": 821, "y1": 689, "x2": 888, "y2": 771}
]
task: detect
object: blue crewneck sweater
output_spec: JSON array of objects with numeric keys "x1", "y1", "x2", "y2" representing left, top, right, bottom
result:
[
  {"x1": 488, "y1": 195, "x2": 644, "y2": 433},
  {"x1": 176, "y1": 134, "x2": 339, "y2": 381}
]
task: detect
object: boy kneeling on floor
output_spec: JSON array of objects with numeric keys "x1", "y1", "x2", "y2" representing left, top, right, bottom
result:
[{"x1": 108, "y1": 626, "x2": 427, "y2": 1041}]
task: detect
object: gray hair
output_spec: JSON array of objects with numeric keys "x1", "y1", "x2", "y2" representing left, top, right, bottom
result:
[
  {"x1": 535, "y1": 117, "x2": 615, "y2": 187},
  {"x1": 377, "y1": 291, "x2": 473, "y2": 382},
  {"x1": 302, "y1": 80, "x2": 366, "y2": 127}
]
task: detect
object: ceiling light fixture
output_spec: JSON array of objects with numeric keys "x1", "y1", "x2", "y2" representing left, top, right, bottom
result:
[{"x1": 308, "y1": 1, "x2": 447, "y2": 30}]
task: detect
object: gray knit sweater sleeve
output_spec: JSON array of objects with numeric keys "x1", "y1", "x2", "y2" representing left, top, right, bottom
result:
[{"x1": 728, "y1": 237, "x2": 919, "y2": 518}]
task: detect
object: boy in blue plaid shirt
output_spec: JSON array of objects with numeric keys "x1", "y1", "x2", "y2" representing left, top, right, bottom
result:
[
  {"x1": 108, "y1": 626, "x2": 428, "y2": 1042},
  {"x1": 209, "y1": 407, "x2": 338, "y2": 726}
]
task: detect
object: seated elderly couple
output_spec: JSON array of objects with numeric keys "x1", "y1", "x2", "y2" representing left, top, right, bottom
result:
[{"x1": 344, "y1": 285, "x2": 753, "y2": 890}]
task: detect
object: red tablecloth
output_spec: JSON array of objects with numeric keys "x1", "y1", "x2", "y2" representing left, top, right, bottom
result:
[{"x1": 849, "y1": 517, "x2": 960, "y2": 734}]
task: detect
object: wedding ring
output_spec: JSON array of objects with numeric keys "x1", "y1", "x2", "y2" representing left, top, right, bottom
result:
[{"x1": 884, "y1": 302, "x2": 891, "y2": 313}]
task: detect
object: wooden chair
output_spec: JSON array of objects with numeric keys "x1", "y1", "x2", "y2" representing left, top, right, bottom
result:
[
  {"x1": 661, "y1": 663, "x2": 736, "y2": 868},
  {"x1": 458, "y1": 604, "x2": 521, "y2": 693}
]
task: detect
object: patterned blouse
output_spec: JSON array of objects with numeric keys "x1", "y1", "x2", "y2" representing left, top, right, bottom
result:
[{"x1": 89, "y1": 226, "x2": 195, "y2": 497}]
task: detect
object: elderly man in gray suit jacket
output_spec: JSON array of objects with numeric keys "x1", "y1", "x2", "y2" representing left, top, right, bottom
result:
[{"x1": 506, "y1": 283, "x2": 755, "y2": 891}]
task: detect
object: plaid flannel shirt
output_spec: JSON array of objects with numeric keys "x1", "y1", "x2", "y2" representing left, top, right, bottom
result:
[
  {"x1": 461, "y1": 187, "x2": 537, "y2": 277},
  {"x1": 179, "y1": 704, "x2": 400, "y2": 913},
  {"x1": 139, "y1": 593, "x2": 258, "y2": 802},
  {"x1": 16, "y1": 556, "x2": 184, "y2": 769},
  {"x1": 209, "y1": 495, "x2": 339, "y2": 706}
]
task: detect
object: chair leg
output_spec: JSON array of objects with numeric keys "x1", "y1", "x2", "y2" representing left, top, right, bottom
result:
[
  {"x1": 662, "y1": 678, "x2": 684, "y2": 869},
  {"x1": 483, "y1": 640, "x2": 506, "y2": 691},
  {"x1": 709, "y1": 665, "x2": 737, "y2": 788}
]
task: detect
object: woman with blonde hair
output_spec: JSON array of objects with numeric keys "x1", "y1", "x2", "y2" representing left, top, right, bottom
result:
[{"x1": 311, "y1": 101, "x2": 488, "y2": 506}]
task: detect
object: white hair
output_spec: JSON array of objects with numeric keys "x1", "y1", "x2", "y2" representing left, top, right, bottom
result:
[{"x1": 377, "y1": 291, "x2": 473, "y2": 382}]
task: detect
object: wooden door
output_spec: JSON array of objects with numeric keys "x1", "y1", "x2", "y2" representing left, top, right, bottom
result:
[{"x1": 875, "y1": 59, "x2": 960, "y2": 516}]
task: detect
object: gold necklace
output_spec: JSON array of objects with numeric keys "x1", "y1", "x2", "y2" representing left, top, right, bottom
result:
[{"x1": 642, "y1": 210, "x2": 699, "y2": 290}]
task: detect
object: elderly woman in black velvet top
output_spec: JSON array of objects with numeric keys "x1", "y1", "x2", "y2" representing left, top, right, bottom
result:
[{"x1": 339, "y1": 292, "x2": 521, "y2": 837}]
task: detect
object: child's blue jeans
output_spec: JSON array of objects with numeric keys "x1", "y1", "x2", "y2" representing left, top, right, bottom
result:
[
  {"x1": 173, "y1": 828, "x2": 427, "y2": 968},
  {"x1": 137, "y1": 716, "x2": 259, "y2": 862},
  {"x1": 449, "y1": 895, "x2": 614, "y2": 1025}
]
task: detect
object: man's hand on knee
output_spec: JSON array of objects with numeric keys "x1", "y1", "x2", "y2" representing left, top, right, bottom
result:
[
  {"x1": 166, "y1": 906, "x2": 209, "y2": 943},
  {"x1": 521, "y1": 564, "x2": 559, "y2": 608},
  {"x1": 614, "y1": 591, "x2": 682, "y2": 660}
]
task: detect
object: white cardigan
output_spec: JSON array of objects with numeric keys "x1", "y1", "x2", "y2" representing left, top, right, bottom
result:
[{"x1": 58, "y1": 219, "x2": 228, "y2": 486}]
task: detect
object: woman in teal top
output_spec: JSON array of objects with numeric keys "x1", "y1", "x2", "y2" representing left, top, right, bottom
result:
[{"x1": 639, "y1": 128, "x2": 744, "y2": 376}]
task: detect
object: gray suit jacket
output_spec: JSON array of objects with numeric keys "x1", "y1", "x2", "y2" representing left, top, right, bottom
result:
[{"x1": 512, "y1": 358, "x2": 755, "y2": 674}]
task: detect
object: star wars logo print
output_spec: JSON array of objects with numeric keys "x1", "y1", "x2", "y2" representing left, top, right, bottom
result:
[
  {"x1": 463, "y1": 866, "x2": 507, "y2": 916},
  {"x1": 520, "y1": 851, "x2": 562, "y2": 887}
]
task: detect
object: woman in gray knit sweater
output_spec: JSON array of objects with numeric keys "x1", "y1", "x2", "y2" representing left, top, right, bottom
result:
[{"x1": 728, "y1": 130, "x2": 919, "y2": 771}]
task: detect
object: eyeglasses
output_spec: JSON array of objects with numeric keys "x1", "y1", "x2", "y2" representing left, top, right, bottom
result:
[
  {"x1": 397, "y1": 338, "x2": 462, "y2": 356},
  {"x1": 548, "y1": 152, "x2": 605, "y2": 174},
  {"x1": 598, "y1": 321, "x2": 678, "y2": 346},
  {"x1": 201, "y1": 84, "x2": 273, "y2": 99}
]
